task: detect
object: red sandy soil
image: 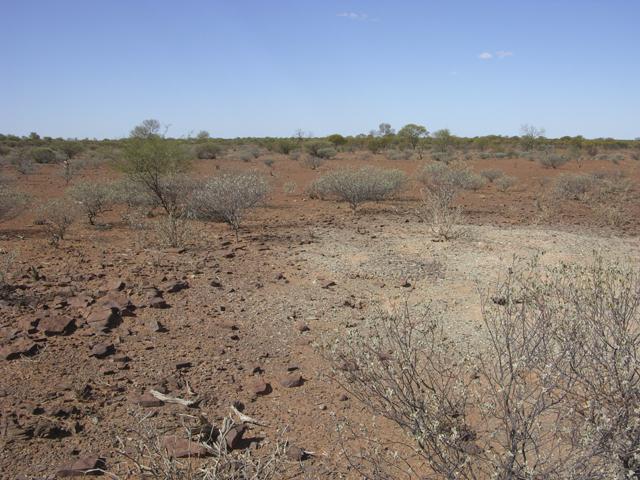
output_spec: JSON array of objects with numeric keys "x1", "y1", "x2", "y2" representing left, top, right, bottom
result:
[{"x1": 0, "y1": 152, "x2": 638, "y2": 478}]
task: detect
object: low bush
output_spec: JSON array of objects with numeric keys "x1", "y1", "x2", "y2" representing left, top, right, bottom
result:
[
  {"x1": 309, "y1": 166, "x2": 407, "y2": 211},
  {"x1": 418, "y1": 163, "x2": 486, "y2": 192},
  {"x1": 68, "y1": 181, "x2": 114, "y2": 225},
  {"x1": 0, "y1": 181, "x2": 29, "y2": 222},
  {"x1": 196, "y1": 143, "x2": 222, "y2": 159},
  {"x1": 191, "y1": 171, "x2": 269, "y2": 239},
  {"x1": 495, "y1": 175, "x2": 517, "y2": 192},
  {"x1": 36, "y1": 199, "x2": 77, "y2": 245},
  {"x1": 31, "y1": 147, "x2": 58, "y2": 164},
  {"x1": 553, "y1": 173, "x2": 595, "y2": 200},
  {"x1": 480, "y1": 169, "x2": 504, "y2": 182},
  {"x1": 386, "y1": 149, "x2": 412, "y2": 161},
  {"x1": 538, "y1": 152, "x2": 569, "y2": 169},
  {"x1": 303, "y1": 155, "x2": 324, "y2": 170}
]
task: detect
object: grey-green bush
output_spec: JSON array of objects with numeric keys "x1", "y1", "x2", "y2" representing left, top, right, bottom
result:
[
  {"x1": 309, "y1": 166, "x2": 407, "y2": 211},
  {"x1": 68, "y1": 181, "x2": 114, "y2": 225}
]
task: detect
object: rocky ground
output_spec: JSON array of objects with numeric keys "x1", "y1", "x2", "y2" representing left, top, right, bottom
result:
[{"x1": 1, "y1": 153, "x2": 639, "y2": 478}]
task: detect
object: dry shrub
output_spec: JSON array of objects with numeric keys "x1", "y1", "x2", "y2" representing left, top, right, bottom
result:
[
  {"x1": 68, "y1": 181, "x2": 114, "y2": 225},
  {"x1": 418, "y1": 163, "x2": 485, "y2": 192},
  {"x1": 155, "y1": 213, "x2": 193, "y2": 248},
  {"x1": 538, "y1": 152, "x2": 569, "y2": 169},
  {"x1": 553, "y1": 173, "x2": 595, "y2": 200},
  {"x1": 191, "y1": 171, "x2": 269, "y2": 239},
  {"x1": 416, "y1": 187, "x2": 467, "y2": 241},
  {"x1": 495, "y1": 174, "x2": 517, "y2": 192},
  {"x1": 310, "y1": 166, "x2": 407, "y2": 211},
  {"x1": 479, "y1": 169, "x2": 504, "y2": 183},
  {"x1": 116, "y1": 412, "x2": 289, "y2": 480},
  {"x1": 0, "y1": 250, "x2": 16, "y2": 286},
  {"x1": 0, "y1": 181, "x2": 29, "y2": 222},
  {"x1": 36, "y1": 199, "x2": 77, "y2": 245},
  {"x1": 283, "y1": 181, "x2": 296, "y2": 195},
  {"x1": 303, "y1": 155, "x2": 324, "y2": 170},
  {"x1": 331, "y1": 256, "x2": 640, "y2": 478}
]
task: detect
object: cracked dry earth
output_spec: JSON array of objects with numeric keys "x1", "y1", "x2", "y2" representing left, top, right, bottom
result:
[{"x1": 1, "y1": 199, "x2": 639, "y2": 478}]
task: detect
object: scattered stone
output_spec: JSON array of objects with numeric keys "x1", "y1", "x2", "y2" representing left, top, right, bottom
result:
[
  {"x1": 225, "y1": 424, "x2": 246, "y2": 449},
  {"x1": 56, "y1": 456, "x2": 106, "y2": 477},
  {"x1": 1, "y1": 339, "x2": 41, "y2": 360},
  {"x1": 295, "y1": 321, "x2": 310, "y2": 333},
  {"x1": 338, "y1": 393, "x2": 349, "y2": 401},
  {"x1": 38, "y1": 316, "x2": 76, "y2": 336},
  {"x1": 286, "y1": 446, "x2": 307, "y2": 461},
  {"x1": 146, "y1": 319, "x2": 166, "y2": 333},
  {"x1": 280, "y1": 373, "x2": 303, "y2": 388},
  {"x1": 163, "y1": 280, "x2": 189, "y2": 293},
  {"x1": 321, "y1": 281, "x2": 336, "y2": 289},
  {"x1": 161, "y1": 435, "x2": 210, "y2": 458},
  {"x1": 249, "y1": 378, "x2": 271, "y2": 396},
  {"x1": 86, "y1": 308, "x2": 121, "y2": 331},
  {"x1": 68, "y1": 294, "x2": 94, "y2": 309},
  {"x1": 175, "y1": 360, "x2": 192, "y2": 370},
  {"x1": 131, "y1": 392, "x2": 164, "y2": 408},
  {"x1": 106, "y1": 279, "x2": 125, "y2": 292},
  {"x1": 90, "y1": 343, "x2": 115, "y2": 359},
  {"x1": 148, "y1": 296, "x2": 168, "y2": 309},
  {"x1": 210, "y1": 279, "x2": 223, "y2": 289}
]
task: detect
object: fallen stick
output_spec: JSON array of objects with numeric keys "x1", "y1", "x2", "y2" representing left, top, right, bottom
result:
[
  {"x1": 149, "y1": 390, "x2": 198, "y2": 407},
  {"x1": 230, "y1": 405, "x2": 267, "y2": 426}
]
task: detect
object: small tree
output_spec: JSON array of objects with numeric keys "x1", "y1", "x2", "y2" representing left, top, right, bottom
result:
[
  {"x1": 0, "y1": 180, "x2": 29, "y2": 222},
  {"x1": 520, "y1": 124, "x2": 546, "y2": 151},
  {"x1": 191, "y1": 171, "x2": 269, "y2": 240},
  {"x1": 36, "y1": 199, "x2": 76, "y2": 245},
  {"x1": 432, "y1": 128, "x2": 455, "y2": 152},
  {"x1": 118, "y1": 136, "x2": 191, "y2": 216},
  {"x1": 130, "y1": 119, "x2": 162, "y2": 139},
  {"x1": 68, "y1": 181, "x2": 114, "y2": 225},
  {"x1": 397, "y1": 123, "x2": 428, "y2": 149},
  {"x1": 58, "y1": 141, "x2": 84, "y2": 160}
]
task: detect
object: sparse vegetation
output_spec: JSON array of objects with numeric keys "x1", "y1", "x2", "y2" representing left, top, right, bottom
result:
[
  {"x1": 332, "y1": 256, "x2": 640, "y2": 478},
  {"x1": 36, "y1": 199, "x2": 76, "y2": 245},
  {"x1": 480, "y1": 169, "x2": 504, "y2": 182},
  {"x1": 191, "y1": 171, "x2": 269, "y2": 239},
  {"x1": 68, "y1": 181, "x2": 114, "y2": 225},
  {"x1": 310, "y1": 166, "x2": 407, "y2": 211},
  {"x1": 495, "y1": 174, "x2": 517, "y2": 192}
]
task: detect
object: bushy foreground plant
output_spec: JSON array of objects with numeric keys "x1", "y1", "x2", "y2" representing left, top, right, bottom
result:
[
  {"x1": 190, "y1": 171, "x2": 269, "y2": 240},
  {"x1": 309, "y1": 166, "x2": 407, "y2": 211},
  {"x1": 68, "y1": 181, "x2": 115, "y2": 225},
  {"x1": 331, "y1": 256, "x2": 640, "y2": 479},
  {"x1": 35, "y1": 199, "x2": 77, "y2": 245}
]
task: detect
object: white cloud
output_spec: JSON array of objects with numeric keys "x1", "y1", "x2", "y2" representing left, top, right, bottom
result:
[
  {"x1": 478, "y1": 52, "x2": 493, "y2": 60},
  {"x1": 337, "y1": 12, "x2": 375, "y2": 21},
  {"x1": 496, "y1": 50, "x2": 514, "y2": 58}
]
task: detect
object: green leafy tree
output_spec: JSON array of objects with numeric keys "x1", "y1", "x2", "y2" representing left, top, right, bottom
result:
[
  {"x1": 398, "y1": 124, "x2": 428, "y2": 149},
  {"x1": 129, "y1": 119, "x2": 162, "y2": 139}
]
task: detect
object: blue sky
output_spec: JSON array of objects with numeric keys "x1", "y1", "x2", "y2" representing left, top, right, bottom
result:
[{"x1": 2, "y1": 1, "x2": 639, "y2": 139}]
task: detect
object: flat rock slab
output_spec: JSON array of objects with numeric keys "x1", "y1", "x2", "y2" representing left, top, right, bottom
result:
[
  {"x1": 56, "y1": 456, "x2": 105, "y2": 477},
  {"x1": 161, "y1": 435, "x2": 210, "y2": 458}
]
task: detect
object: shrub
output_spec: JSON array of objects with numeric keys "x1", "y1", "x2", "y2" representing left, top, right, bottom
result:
[
  {"x1": 303, "y1": 155, "x2": 324, "y2": 170},
  {"x1": 495, "y1": 175, "x2": 517, "y2": 192},
  {"x1": 118, "y1": 137, "x2": 192, "y2": 216},
  {"x1": 58, "y1": 141, "x2": 84, "y2": 159},
  {"x1": 68, "y1": 181, "x2": 114, "y2": 225},
  {"x1": 309, "y1": 166, "x2": 407, "y2": 211},
  {"x1": 305, "y1": 140, "x2": 334, "y2": 157},
  {"x1": 283, "y1": 181, "x2": 296, "y2": 195},
  {"x1": 60, "y1": 158, "x2": 85, "y2": 185},
  {"x1": 0, "y1": 181, "x2": 29, "y2": 222},
  {"x1": 480, "y1": 169, "x2": 504, "y2": 183},
  {"x1": 331, "y1": 257, "x2": 640, "y2": 478},
  {"x1": 31, "y1": 147, "x2": 58, "y2": 164},
  {"x1": 431, "y1": 151, "x2": 454, "y2": 163},
  {"x1": 553, "y1": 173, "x2": 595, "y2": 200},
  {"x1": 10, "y1": 152, "x2": 36, "y2": 175},
  {"x1": 289, "y1": 150, "x2": 303, "y2": 161},
  {"x1": 191, "y1": 171, "x2": 269, "y2": 240},
  {"x1": 263, "y1": 158, "x2": 275, "y2": 168},
  {"x1": 196, "y1": 143, "x2": 222, "y2": 159},
  {"x1": 36, "y1": 199, "x2": 76, "y2": 245},
  {"x1": 418, "y1": 163, "x2": 485, "y2": 192},
  {"x1": 316, "y1": 147, "x2": 337, "y2": 159},
  {"x1": 386, "y1": 149, "x2": 412, "y2": 161},
  {"x1": 538, "y1": 152, "x2": 569, "y2": 169}
]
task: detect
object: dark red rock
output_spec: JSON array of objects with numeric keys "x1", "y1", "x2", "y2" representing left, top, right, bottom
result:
[
  {"x1": 161, "y1": 435, "x2": 210, "y2": 458},
  {"x1": 249, "y1": 378, "x2": 271, "y2": 396},
  {"x1": 163, "y1": 280, "x2": 189, "y2": 293},
  {"x1": 286, "y1": 446, "x2": 306, "y2": 461},
  {"x1": 1, "y1": 339, "x2": 41, "y2": 360},
  {"x1": 90, "y1": 343, "x2": 115, "y2": 359},
  {"x1": 38, "y1": 315, "x2": 76, "y2": 336},
  {"x1": 280, "y1": 373, "x2": 304, "y2": 388},
  {"x1": 86, "y1": 308, "x2": 121, "y2": 331},
  {"x1": 295, "y1": 321, "x2": 310, "y2": 332},
  {"x1": 55, "y1": 456, "x2": 105, "y2": 477},
  {"x1": 148, "y1": 296, "x2": 168, "y2": 309},
  {"x1": 225, "y1": 424, "x2": 246, "y2": 449}
]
